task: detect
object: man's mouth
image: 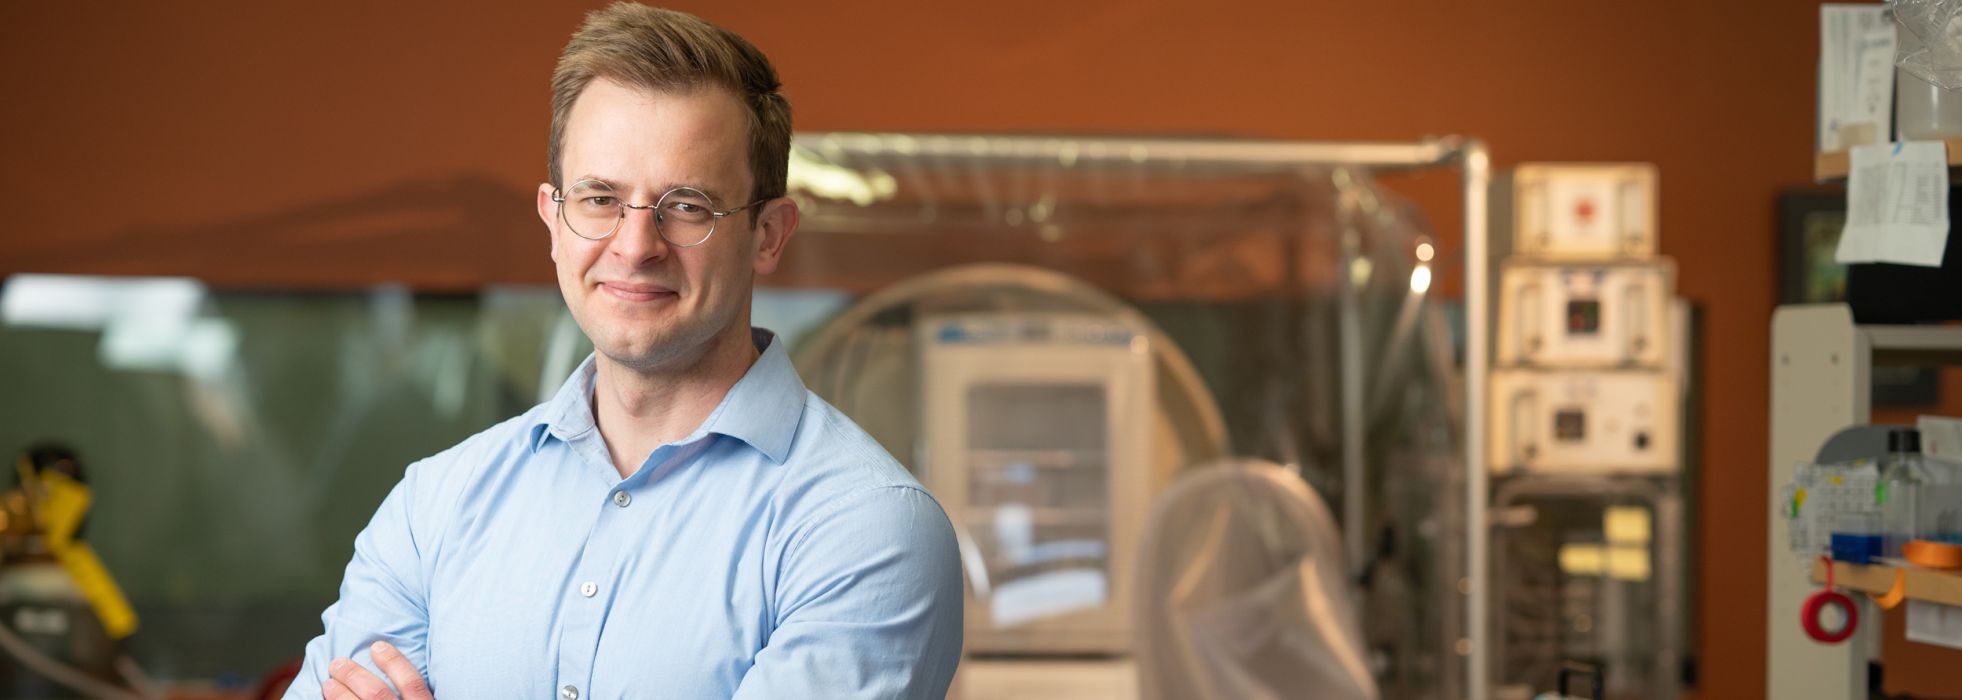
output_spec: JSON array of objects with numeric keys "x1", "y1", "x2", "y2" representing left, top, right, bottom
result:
[{"x1": 599, "y1": 282, "x2": 678, "y2": 302}]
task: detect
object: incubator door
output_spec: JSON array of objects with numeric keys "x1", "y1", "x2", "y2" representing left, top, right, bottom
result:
[{"x1": 922, "y1": 313, "x2": 1154, "y2": 655}]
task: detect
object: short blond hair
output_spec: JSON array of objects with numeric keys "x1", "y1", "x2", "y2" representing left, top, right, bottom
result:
[{"x1": 549, "y1": 3, "x2": 791, "y2": 204}]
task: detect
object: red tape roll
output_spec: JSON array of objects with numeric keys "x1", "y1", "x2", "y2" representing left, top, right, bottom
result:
[
  {"x1": 1803, "y1": 590, "x2": 1859, "y2": 643},
  {"x1": 1803, "y1": 555, "x2": 1859, "y2": 644}
]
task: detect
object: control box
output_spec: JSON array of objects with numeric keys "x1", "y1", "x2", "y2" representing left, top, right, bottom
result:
[
  {"x1": 1496, "y1": 163, "x2": 1659, "y2": 260},
  {"x1": 1487, "y1": 369, "x2": 1680, "y2": 474},
  {"x1": 1497, "y1": 261, "x2": 1675, "y2": 367}
]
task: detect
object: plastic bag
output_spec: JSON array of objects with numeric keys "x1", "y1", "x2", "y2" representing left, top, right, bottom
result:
[{"x1": 1895, "y1": 0, "x2": 1962, "y2": 89}]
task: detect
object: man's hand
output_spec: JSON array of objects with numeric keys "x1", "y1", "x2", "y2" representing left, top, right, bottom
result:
[{"x1": 323, "y1": 641, "x2": 433, "y2": 700}]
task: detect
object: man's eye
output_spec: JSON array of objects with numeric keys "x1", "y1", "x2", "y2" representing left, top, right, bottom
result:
[
  {"x1": 669, "y1": 202, "x2": 704, "y2": 213},
  {"x1": 585, "y1": 196, "x2": 617, "y2": 206}
]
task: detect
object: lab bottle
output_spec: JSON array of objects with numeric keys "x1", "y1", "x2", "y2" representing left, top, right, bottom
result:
[
  {"x1": 1878, "y1": 428, "x2": 1928, "y2": 558},
  {"x1": 1897, "y1": 26, "x2": 1962, "y2": 140},
  {"x1": 1914, "y1": 454, "x2": 1962, "y2": 544}
]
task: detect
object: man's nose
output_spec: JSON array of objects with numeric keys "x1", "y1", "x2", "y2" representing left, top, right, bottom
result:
[{"x1": 610, "y1": 205, "x2": 671, "y2": 262}]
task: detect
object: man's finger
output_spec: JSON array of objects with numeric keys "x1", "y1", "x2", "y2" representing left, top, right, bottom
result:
[
  {"x1": 370, "y1": 641, "x2": 434, "y2": 700},
  {"x1": 328, "y1": 657, "x2": 397, "y2": 700},
  {"x1": 322, "y1": 677, "x2": 355, "y2": 700}
]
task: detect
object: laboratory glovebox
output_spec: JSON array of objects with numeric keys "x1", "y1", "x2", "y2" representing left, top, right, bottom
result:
[
  {"x1": 919, "y1": 312, "x2": 1155, "y2": 655},
  {"x1": 1497, "y1": 261, "x2": 1675, "y2": 367},
  {"x1": 1487, "y1": 369, "x2": 1680, "y2": 475},
  {"x1": 1495, "y1": 163, "x2": 1659, "y2": 260}
]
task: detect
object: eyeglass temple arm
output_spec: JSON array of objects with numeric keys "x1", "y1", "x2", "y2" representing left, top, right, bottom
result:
[{"x1": 718, "y1": 199, "x2": 774, "y2": 218}]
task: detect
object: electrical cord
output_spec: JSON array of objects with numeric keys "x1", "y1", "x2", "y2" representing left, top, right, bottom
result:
[{"x1": 0, "y1": 617, "x2": 154, "y2": 699}]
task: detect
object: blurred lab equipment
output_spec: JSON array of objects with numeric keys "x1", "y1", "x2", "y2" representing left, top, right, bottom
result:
[
  {"x1": 1496, "y1": 263, "x2": 1671, "y2": 368},
  {"x1": 1770, "y1": 414, "x2": 1962, "y2": 698},
  {"x1": 0, "y1": 445, "x2": 153, "y2": 699},
  {"x1": 921, "y1": 311, "x2": 1153, "y2": 652},
  {"x1": 1132, "y1": 458, "x2": 1377, "y2": 700},
  {"x1": 1894, "y1": 0, "x2": 1962, "y2": 139},
  {"x1": 785, "y1": 133, "x2": 1479, "y2": 699},
  {"x1": 796, "y1": 265, "x2": 1223, "y2": 655},
  {"x1": 0, "y1": 279, "x2": 595, "y2": 685},
  {"x1": 1486, "y1": 163, "x2": 1690, "y2": 700},
  {"x1": 1879, "y1": 428, "x2": 1932, "y2": 559},
  {"x1": 1788, "y1": 425, "x2": 1962, "y2": 567},
  {"x1": 1489, "y1": 479, "x2": 1684, "y2": 700},
  {"x1": 1487, "y1": 370, "x2": 1679, "y2": 476},
  {"x1": 1493, "y1": 164, "x2": 1657, "y2": 262}
]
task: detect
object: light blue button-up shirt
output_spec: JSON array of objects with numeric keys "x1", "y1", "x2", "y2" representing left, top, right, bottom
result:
[{"x1": 287, "y1": 329, "x2": 963, "y2": 699}]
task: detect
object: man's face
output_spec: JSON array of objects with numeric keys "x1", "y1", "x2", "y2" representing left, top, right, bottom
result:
[{"x1": 538, "y1": 79, "x2": 793, "y2": 373}]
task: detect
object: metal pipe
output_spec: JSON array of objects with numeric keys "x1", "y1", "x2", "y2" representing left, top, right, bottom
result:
[
  {"x1": 1334, "y1": 170, "x2": 1369, "y2": 589},
  {"x1": 1461, "y1": 140, "x2": 1493, "y2": 700},
  {"x1": 794, "y1": 133, "x2": 1461, "y2": 170}
]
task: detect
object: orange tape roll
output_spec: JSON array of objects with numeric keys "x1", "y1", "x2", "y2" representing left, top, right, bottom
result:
[
  {"x1": 1904, "y1": 539, "x2": 1962, "y2": 570},
  {"x1": 1868, "y1": 568, "x2": 1907, "y2": 610}
]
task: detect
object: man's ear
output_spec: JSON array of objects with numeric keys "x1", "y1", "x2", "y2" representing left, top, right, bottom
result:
[
  {"x1": 537, "y1": 183, "x2": 561, "y2": 262},
  {"x1": 750, "y1": 197, "x2": 799, "y2": 276}
]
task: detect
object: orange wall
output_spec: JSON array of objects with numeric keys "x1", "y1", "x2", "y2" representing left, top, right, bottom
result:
[{"x1": 0, "y1": 1, "x2": 1818, "y2": 697}]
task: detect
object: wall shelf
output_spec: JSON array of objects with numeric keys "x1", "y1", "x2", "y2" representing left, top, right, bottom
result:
[
  {"x1": 1815, "y1": 138, "x2": 1962, "y2": 181},
  {"x1": 1810, "y1": 559, "x2": 1962, "y2": 607}
]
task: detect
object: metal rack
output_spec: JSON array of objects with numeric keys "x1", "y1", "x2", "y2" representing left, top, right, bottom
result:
[{"x1": 1766, "y1": 303, "x2": 1962, "y2": 699}]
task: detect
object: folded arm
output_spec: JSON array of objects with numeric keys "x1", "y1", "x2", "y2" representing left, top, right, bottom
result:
[
  {"x1": 733, "y1": 486, "x2": 965, "y2": 699},
  {"x1": 285, "y1": 466, "x2": 432, "y2": 700}
]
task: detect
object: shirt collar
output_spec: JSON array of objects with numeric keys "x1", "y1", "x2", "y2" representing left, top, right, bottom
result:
[{"x1": 529, "y1": 328, "x2": 807, "y2": 464}]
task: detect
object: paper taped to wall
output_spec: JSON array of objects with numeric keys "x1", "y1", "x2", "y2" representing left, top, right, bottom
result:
[
  {"x1": 1819, "y1": 5, "x2": 1897, "y2": 152},
  {"x1": 1838, "y1": 141, "x2": 1951, "y2": 267}
]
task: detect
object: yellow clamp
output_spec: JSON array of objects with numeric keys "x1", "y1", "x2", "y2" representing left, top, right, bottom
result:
[{"x1": 14, "y1": 457, "x2": 138, "y2": 639}]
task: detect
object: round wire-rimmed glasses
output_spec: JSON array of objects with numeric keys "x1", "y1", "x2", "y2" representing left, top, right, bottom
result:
[{"x1": 550, "y1": 179, "x2": 769, "y2": 247}]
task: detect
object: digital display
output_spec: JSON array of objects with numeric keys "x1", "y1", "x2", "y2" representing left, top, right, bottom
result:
[
  {"x1": 1554, "y1": 409, "x2": 1586, "y2": 442},
  {"x1": 1566, "y1": 299, "x2": 1601, "y2": 335}
]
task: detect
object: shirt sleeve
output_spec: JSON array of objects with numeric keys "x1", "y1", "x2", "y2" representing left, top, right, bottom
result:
[
  {"x1": 733, "y1": 485, "x2": 965, "y2": 700},
  {"x1": 283, "y1": 463, "x2": 433, "y2": 700}
]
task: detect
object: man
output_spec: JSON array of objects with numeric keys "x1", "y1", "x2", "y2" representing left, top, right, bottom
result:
[{"x1": 285, "y1": 4, "x2": 964, "y2": 698}]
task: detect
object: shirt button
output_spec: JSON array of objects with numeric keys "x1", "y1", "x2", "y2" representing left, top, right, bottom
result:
[
  {"x1": 580, "y1": 581, "x2": 597, "y2": 598},
  {"x1": 612, "y1": 490, "x2": 631, "y2": 507},
  {"x1": 561, "y1": 685, "x2": 578, "y2": 700}
]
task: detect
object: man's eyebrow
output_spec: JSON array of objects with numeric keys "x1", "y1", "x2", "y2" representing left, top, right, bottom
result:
[
  {"x1": 572, "y1": 176, "x2": 730, "y2": 203},
  {"x1": 658, "y1": 182, "x2": 731, "y2": 203}
]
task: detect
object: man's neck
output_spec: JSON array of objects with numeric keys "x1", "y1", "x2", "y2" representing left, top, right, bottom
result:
[{"x1": 591, "y1": 328, "x2": 761, "y2": 479}]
